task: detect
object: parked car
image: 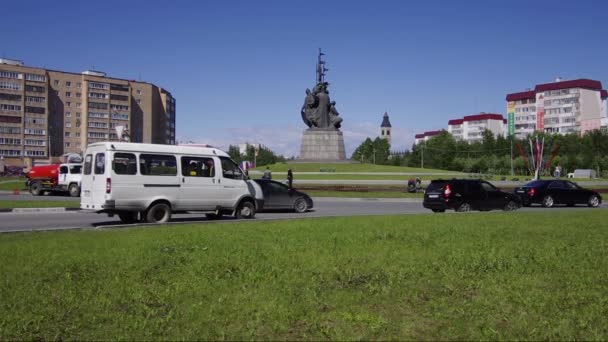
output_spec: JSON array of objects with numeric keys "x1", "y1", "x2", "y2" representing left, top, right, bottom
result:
[
  {"x1": 513, "y1": 180, "x2": 602, "y2": 208},
  {"x1": 423, "y1": 179, "x2": 521, "y2": 213},
  {"x1": 252, "y1": 179, "x2": 313, "y2": 213}
]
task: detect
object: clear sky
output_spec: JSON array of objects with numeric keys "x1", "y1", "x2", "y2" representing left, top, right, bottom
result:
[{"x1": 4, "y1": 0, "x2": 608, "y2": 156}]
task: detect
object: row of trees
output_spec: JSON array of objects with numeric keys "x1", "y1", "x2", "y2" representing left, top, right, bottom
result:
[
  {"x1": 227, "y1": 144, "x2": 286, "y2": 168},
  {"x1": 351, "y1": 130, "x2": 608, "y2": 176}
]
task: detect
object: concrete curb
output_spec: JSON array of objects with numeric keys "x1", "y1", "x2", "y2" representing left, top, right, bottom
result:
[
  {"x1": 3, "y1": 207, "x2": 80, "y2": 214},
  {"x1": 313, "y1": 197, "x2": 423, "y2": 203}
]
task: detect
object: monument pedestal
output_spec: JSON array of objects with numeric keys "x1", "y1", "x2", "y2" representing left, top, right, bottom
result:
[{"x1": 299, "y1": 129, "x2": 346, "y2": 161}]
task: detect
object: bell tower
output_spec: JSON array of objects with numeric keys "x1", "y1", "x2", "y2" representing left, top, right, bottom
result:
[{"x1": 380, "y1": 112, "x2": 392, "y2": 145}]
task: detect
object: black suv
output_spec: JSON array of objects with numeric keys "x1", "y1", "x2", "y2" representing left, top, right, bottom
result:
[{"x1": 423, "y1": 179, "x2": 521, "y2": 213}]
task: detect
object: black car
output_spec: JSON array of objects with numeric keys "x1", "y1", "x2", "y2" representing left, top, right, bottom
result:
[
  {"x1": 253, "y1": 179, "x2": 313, "y2": 213},
  {"x1": 423, "y1": 179, "x2": 521, "y2": 213},
  {"x1": 514, "y1": 180, "x2": 602, "y2": 208}
]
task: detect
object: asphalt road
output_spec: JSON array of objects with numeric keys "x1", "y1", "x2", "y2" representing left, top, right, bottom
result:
[{"x1": 1, "y1": 197, "x2": 606, "y2": 233}]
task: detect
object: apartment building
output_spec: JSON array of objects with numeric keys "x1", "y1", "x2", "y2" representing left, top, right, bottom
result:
[
  {"x1": 447, "y1": 113, "x2": 506, "y2": 142},
  {"x1": 0, "y1": 58, "x2": 175, "y2": 166},
  {"x1": 414, "y1": 130, "x2": 444, "y2": 145},
  {"x1": 506, "y1": 78, "x2": 607, "y2": 139}
]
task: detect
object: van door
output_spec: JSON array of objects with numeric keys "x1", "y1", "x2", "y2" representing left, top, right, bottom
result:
[
  {"x1": 81, "y1": 150, "x2": 109, "y2": 209},
  {"x1": 139, "y1": 153, "x2": 180, "y2": 209},
  {"x1": 178, "y1": 156, "x2": 219, "y2": 210},
  {"x1": 217, "y1": 156, "x2": 248, "y2": 208}
]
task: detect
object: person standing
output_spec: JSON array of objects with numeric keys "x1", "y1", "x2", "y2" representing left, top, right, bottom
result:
[
  {"x1": 287, "y1": 168, "x2": 293, "y2": 190},
  {"x1": 0, "y1": 156, "x2": 5, "y2": 177}
]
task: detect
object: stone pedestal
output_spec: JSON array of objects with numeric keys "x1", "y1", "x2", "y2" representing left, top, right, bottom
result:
[{"x1": 299, "y1": 129, "x2": 346, "y2": 161}]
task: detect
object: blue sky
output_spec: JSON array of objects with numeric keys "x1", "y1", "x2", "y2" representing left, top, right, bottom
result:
[{"x1": 4, "y1": 0, "x2": 608, "y2": 156}]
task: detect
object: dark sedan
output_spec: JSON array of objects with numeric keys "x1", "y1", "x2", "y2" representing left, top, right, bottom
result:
[
  {"x1": 253, "y1": 179, "x2": 314, "y2": 213},
  {"x1": 514, "y1": 180, "x2": 602, "y2": 208}
]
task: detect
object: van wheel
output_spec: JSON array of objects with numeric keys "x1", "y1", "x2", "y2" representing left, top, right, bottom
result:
[
  {"x1": 456, "y1": 202, "x2": 471, "y2": 212},
  {"x1": 542, "y1": 195, "x2": 554, "y2": 208},
  {"x1": 68, "y1": 183, "x2": 80, "y2": 197},
  {"x1": 235, "y1": 201, "x2": 255, "y2": 219},
  {"x1": 294, "y1": 197, "x2": 308, "y2": 213},
  {"x1": 145, "y1": 203, "x2": 172, "y2": 223},
  {"x1": 29, "y1": 181, "x2": 42, "y2": 196},
  {"x1": 118, "y1": 212, "x2": 139, "y2": 224}
]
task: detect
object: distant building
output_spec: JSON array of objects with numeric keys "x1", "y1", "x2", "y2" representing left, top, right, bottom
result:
[
  {"x1": 447, "y1": 113, "x2": 506, "y2": 142},
  {"x1": 238, "y1": 143, "x2": 261, "y2": 155},
  {"x1": 506, "y1": 78, "x2": 608, "y2": 138},
  {"x1": 414, "y1": 130, "x2": 444, "y2": 145},
  {"x1": 0, "y1": 58, "x2": 175, "y2": 166},
  {"x1": 379, "y1": 112, "x2": 392, "y2": 145}
]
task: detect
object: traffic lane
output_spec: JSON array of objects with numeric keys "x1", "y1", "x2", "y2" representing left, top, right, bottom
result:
[
  {"x1": 1, "y1": 200, "x2": 606, "y2": 233},
  {"x1": 0, "y1": 192, "x2": 79, "y2": 201},
  {"x1": 0, "y1": 200, "x2": 420, "y2": 233}
]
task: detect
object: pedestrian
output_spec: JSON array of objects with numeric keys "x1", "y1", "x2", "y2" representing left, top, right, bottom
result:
[
  {"x1": 0, "y1": 156, "x2": 5, "y2": 177},
  {"x1": 554, "y1": 164, "x2": 562, "y2": 178},
  {"x1": 263, "y1": 166, "x2": 272, "y2": 180},
  {"x1": 287, "y1": 168, "x2": 293, "y2": 189}
]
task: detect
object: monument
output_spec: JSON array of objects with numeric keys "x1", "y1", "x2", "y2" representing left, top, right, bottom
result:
[{"x1": 298, "y1": 49, "x2": 347, "y2": 161}]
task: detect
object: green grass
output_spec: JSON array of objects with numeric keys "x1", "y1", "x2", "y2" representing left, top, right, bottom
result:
[
  {"x1": 1, "y1": 211, "x2": 608, "y2": 340},
  {"x1": 0, "y1": 200, "x2": 80, "y2": 209},
  {"x1": 0, "y1": 180, "x2": 27, "y2": 191},
  {"x1": 254, "y1": 162, "x2": 454, "y2": 173},
  {"x1": 307, "y1": 190, "x2": 423, "y2": 198}
]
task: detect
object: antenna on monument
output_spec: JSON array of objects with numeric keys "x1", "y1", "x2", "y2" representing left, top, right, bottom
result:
[{"x1": 316, "y1": 48, "x2": 328, "y2": 84}]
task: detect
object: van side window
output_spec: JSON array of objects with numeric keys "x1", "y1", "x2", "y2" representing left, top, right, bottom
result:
[
  {"x1": 94, "y1": 153, "x2": 105, "y2": 175},
  {"x1": 219, "y1": 157, "x2": 243, "y2": 180},
  {"x1": 84, "y1": 154, "x2": 93, "y2": 175},
  {"x1": 181, "y1": 156, "x2": 215, "y2": 177},
  {"x1": 113, "y1": 153, "x2": 137, "y2": 175},
  {"x1": 140, "y1": 154, "x2": 177, "y2": 176}
]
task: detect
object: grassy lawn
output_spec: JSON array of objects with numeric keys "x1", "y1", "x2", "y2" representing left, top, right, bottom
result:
[
  {"x1": 253, "y1": 162, "x2": 454, "y2": 173},
  {"x1": 0, "y1": 200, "x2": 80, "y2": 209},
  {"x1": 1, "y1": 211, "x2": 607, "y2": 340},
  {"x1": 0, "y1": 180, "x2": 27, "y2": 192}
]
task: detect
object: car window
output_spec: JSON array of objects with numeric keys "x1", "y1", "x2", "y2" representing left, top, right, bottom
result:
[
  {"x1": 426, "y1": 181, "x2": 447, "y2": 192},
  {"x1": 525, "y1": 180, "x2": 546, "y2": 188},
  {"x1": 69, "y1": 165, "x2": 82, "y2": 174},
  {"x1": 270, "y1": 182, "x2": 289, "y2": 194},
  {"x1": 564, "y1": 181, "x2": 579, "y2": 189},
  {"x1": 480, "y1": 182, "x2": 497, "y2": 192},
  {"x1": 548, "y1": 181, "x2": 565, "y2": 189}
]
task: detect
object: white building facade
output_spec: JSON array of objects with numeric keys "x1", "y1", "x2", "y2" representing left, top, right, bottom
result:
[
  {"x1": 447, "y1": 113, "x2": 506, "y2": 142},
  {"x1": 506, "y1": 79, "x2": 608, "y2": 139}
]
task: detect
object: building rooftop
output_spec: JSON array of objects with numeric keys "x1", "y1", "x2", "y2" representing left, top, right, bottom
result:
[{"x1": 380, "y1": 112, "x2": 392, "y2": 127}]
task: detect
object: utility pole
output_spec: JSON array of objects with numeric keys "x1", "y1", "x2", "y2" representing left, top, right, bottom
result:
[
  {"x1": 510, "y1": 136, "x2": 514, "y2": 176},
  {"x1": 421, "y1": 143, "x2": 424, "y2": 169},
  {"x1": 373, "y1": 147, "x2": 376, "y2": 165}
]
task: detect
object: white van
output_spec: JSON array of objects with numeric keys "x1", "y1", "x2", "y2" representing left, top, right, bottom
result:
[{"x1": 80, "y1": 142, "x2": 261, "y2": 223}]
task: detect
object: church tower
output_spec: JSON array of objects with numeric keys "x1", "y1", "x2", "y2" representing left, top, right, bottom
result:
[{"x1": 380, "y1": 112, "x2": 392, "y2": 145}]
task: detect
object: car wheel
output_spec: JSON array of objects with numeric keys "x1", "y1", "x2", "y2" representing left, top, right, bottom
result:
[
  {"x1": 145, "y1": 203, "x2": 172, "y2": 223},
  {"x1": 118, "y1": 212, "x2": 139, "y2": 224},
  {"x1": 588, "y1": 195, "x2": 600, "y2": 208},
  {"x1": 456, "y1": 202, "x2": 471, "y2": 212},
  {"x1": 294, "y1": 197, "x2": 308, "y2": 213},
  {"x1": 29, "y1": 181, "x2": 42, "y2": 196},
  {"x1": 68, "y1": 183, "x2": 80, "y2": 197},
  {"x1": 431, "y1": 209, "x2": 445, "y2": 213},
  {"x1": 503, "y1": 200, "x2": 519, "y2": 211},
  {"x1": 542, "y1": 195, "x2": 554, "y2": 208},
  {"x1": 235, "y1": 201, "x2": 255, "y2": 219}
]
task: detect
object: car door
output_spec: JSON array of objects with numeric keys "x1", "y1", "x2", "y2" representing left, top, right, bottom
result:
[
  {"x1": 466, "y1": 181, "x2": 488, "y2": 209},
  {"x1": 564, "y1": 181, "x2": 587, "y2": 204},
  {"x1": 480, "y1": 181, "x2": 504, "y2": 209},
  {"x1": 178, "y1": 156, "x2": 218, "y2": 210},
  {"x1": 547, "y1": 181, "x2": 566, "y2": 204},
  {"x1": 266, "y1": 181, "x2": 291, "y2": 208}
]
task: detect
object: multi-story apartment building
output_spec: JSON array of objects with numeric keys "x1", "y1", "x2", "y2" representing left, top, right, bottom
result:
[
  {"x1": 414, "y1": 130, "x2": 444, "y2": 145},
  {"x1": 447, "y1": 113, "x2": 506, "y2": 142},
  {"x1": 506, "y1": 78, "x2": 607, "y2": 139},
  {"x1": 0, "y1": 58, "x2": 175, "y2": 167}
]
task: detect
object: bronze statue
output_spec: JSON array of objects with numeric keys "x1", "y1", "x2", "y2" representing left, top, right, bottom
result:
[{"x1": 301, "y1": 49, "x2": 343, "y2": 130}]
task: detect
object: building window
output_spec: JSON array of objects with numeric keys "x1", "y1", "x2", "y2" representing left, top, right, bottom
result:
[
  {"x1": 0, "y1": 93, "x2": 22, "y2": 101},
  {"x1": 66, "y1": 81, "x2": 71, "y2": 88},
  {"x1": 75, "y1": 132, "x2": 80, "y2": 137},
  {"x1": 0, "y1": 127, "x2": 21, "y2": 134},
  {"x1": 136, "y1": 89, "x2": 142, "y2": 95},
  {"x1": 66, "y1": 91, "x2": 71, "y2": 97},
  {"x1": 0, "y1": 138, "x2": 21, "y2": 145},
  {"x1": 26, "y1": 96, "x2": 45, "y2": 103},
  {"x1": 54, "y1": 80, "x2": 59, "y2": 86},
  {"x1": 0, "y1": 104, "x2": 21, "y2": 111},
  {"x1": 25, "y1": 85, "x2": 45, "y2": 93},
  {"x1": 66, "y1": 121, "x2": 72, "y2": 128},
  {"x1": 88, "y1": 82, "x2": 109, "y2": 90},
  {"x1": 0, "y1": 81, "x2": 21, "y2": 90},
  {"x1": 76, "y1": 92, "x2": 81, "y2": 98},
  {"x1": 25, "y1": 73, "x2": 46, "y2": 82},
  {"x1": 89, "y1": 92, "x2": 109, "y2": 99},
  {"x1": 65, "y1": 132, "x2": 71, "y2": 137},
  {"x1": 76, "y1": 82, "x2": 81, "y2": 88},
  {"x1": 65, "y1": 112, "x2": 71, "y2": 117},
  {"x1": 110, "y1": 104, "x2": 129, "y2": 111},
  {"x1": 0, "y1": 70, "x2": 22, "y2": 79},
  {"x1": 76, "y1": 112, "x2": 81, "y2": 118},
  {"x1": 88, "y1": 121, "x2": 108, "y2": 128},
  {"x1": 76, "y1": 102, "x2": 81, "y2": 108},
  {"x1": 24, "y1": 128, "x2": 46, "y2": 135},
  {"x1": 111, "y1": 113, "x2": 129, "y2": 120},
  {"x1": 65, "y1": 142, "x2": 71, "y2": 148},
  {"x1": 88, "y1": 102, "x2": 108, "y2": 110}
]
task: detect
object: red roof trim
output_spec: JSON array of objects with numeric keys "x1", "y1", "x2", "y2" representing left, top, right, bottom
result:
[
  {"x1": 463, "y1": 113, "x2": 504, "y2": 122},
  {"x1": 601, "y1": 90, "x2": 608, "y2": 99},
  {"x1": 448, "y1": 119, "x2": 464, "y2": 125},
  {"x1": 415, "y1": 134, "x2": 425, "y2": 139},
  {"x1": 506, "y1": 90, "x2": 535, "y2": 102},
  {"x1": 503, "y1": 119, "x2": 507, "y2": 124},
  {"x1": 535, "y1": 79, "x2": 602, "y2": 92},
  {"x1": 415, "y1": 130, "x2": 445, "y2": 139}
]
